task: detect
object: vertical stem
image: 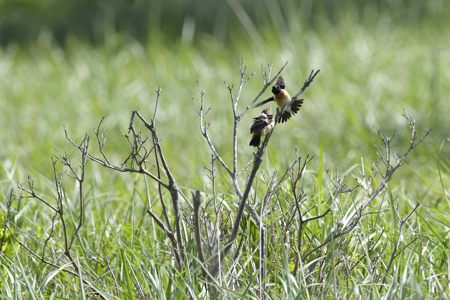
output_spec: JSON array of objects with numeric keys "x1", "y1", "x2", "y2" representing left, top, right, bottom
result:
[{"x1": 259, "y1": 217, "x2": 266, "y2": 299}]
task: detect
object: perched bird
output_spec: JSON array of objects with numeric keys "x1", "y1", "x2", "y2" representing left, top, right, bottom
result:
[
  {"x1": 255, "y1": 76, "x2": 304, "y2": 123},
  {"x1": 249, "y1": 107, "x2": 275, "y2": 147}
]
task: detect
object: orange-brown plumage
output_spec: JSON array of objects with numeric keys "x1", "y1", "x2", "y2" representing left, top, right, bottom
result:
[{"x1": 254, "y1": 76, "x2": 304, "y2": 123}]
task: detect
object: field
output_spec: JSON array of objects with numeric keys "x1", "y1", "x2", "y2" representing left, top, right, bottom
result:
[{"x1": 1, "y1": 3, "x2": 450, "y2": 299}]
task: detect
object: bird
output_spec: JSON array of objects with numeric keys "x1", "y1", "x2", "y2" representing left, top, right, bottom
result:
[
  {"x1": 254, "y1": 76, "x2": 304, "y2": 123},
  {"x1": 249, "y1": 107, "x2": 275, "y2": 147}
]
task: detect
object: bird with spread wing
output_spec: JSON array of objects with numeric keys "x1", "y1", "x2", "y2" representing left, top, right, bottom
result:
[{"x1": 254, "y1": 76, "x2": 304, "y2": 123}]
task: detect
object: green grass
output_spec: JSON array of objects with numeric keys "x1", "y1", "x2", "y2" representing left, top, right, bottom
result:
[{"x1": 1, "y1": 17, "x2": 450, "y2": 299}]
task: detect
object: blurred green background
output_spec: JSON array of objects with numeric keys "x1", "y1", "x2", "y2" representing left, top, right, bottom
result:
[
  {"x1": 0, "y1": 0, "x2": 448, "y2": 45},
  {"x1": 1, "y1": 1, "x2": 450, "y2": 297},
  {"x1": 0, "y1": 0, "x2": 449, "y2": 188}
]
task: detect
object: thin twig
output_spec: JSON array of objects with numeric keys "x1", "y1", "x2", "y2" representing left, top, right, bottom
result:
[
  {"x1": 68, "y1": 135, "x2": 89, "y2": 251},
  {"x1": 134, "y1": 110, "x2": 186, "y2": 261},
  {"x1": 293, "y1": 69, "x2": 321, "y2": 100},
  {"x1": 239, "y1": 61, "x2": 289, "y2": 119},
  {"x1": 304, "y1": 114, "x2": 428, "y2": 272},
  {"x1": 65, "y1": 128, "x2": 169, "y2": 189},
  {"x1": 379, "y1": 202, "x2": 420, "y2": 292},
  {"x1": 196, "y1": 90, "x2": 233, "y2": 177}
]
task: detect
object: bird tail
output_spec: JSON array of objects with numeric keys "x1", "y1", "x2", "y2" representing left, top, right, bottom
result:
[{"x1": 249, "y1": 134, "x2": 261, "y2": 147}]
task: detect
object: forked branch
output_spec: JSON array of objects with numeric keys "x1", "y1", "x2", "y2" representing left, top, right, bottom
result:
[{"x1": 202, "y1": 65, "x2": 320, "y2": 277}]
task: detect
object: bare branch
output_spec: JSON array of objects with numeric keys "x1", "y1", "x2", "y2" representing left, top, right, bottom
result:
[
  {"x1": 94, "y1": 117, "x2": 110, "y2": 164},
  {"x1": 65, "y1": 127, "x2": 169, "y2": 188},
  {"x1": 18, "y1": 175, "x2": 58, "y2": 213},
  {"x1": 67, "y1": 135, "x2": 89, "y2": 252},
  {"x1": 152, "y1": 87, "x2": 161, "y2": 122},
  {"x1": 221, "y1": 125, "x2": 275, "y2": 258},
  {"x1": 192, "y1": 190, "x2": 205, "y2": 263},
  {"x1": 196, "y1": 90, "x2": 233, "y2": 177},
  {"x1": 303, "y1": 209, "x2": 331, "y2": 224},
  {"x1": 380, "y1": 202, "x2": 420, "y2": 291},
  {"x1": 145, "y1": 208, "x2": 182, "y2": 268},
  {"x1": 42, "y1": 212, "x2": 57, "y2": 257},
  {"x1": 304, "y1": 113, "x2": 428, "y2": 271},
  {"x1": 154, "y1": 148, "x2": 172, "y2": 232},
  {"x1": 238, "y1": 61, "x2": 288, "y2": 119},
  {"x1": 292, "y1": 69, "x2": 321, "y2": 100},
  {"x1": 209, "y1": 68, "x2": 320, "y2": 277},
  {"x1": 276, "y1": 69, "x2": 321, "y2": 123},
  {"x1": 132, "y1": 109, "x2": 186, "y2": 263}
]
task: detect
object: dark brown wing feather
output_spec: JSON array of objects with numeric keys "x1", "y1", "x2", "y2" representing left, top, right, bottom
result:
[
  {"x1": 249, "y1": 109, "x2": 274, "y2": 147},
  {"x1": 290, "y1": 99, "x2": 304, "y2": 114},
  {"x1": 278, "y1": 111, "x2": 292, "y2": 123},
  {"x1": 276, "y1": 99, "x2": 304, "y2": 123},
  {"x1": 250, "y1": 115, "x2": 271, "y2": 133}
]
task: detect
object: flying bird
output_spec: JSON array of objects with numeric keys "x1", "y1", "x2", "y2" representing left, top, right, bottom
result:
[
  {"x1": 249, "y1": 107, "x2": 275, "y2": 147},
  {"x1": 254, "y1": 76, "x2": 304, "y2": 123}
]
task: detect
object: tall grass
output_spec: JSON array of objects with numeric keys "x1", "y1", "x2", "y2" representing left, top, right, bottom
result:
[{"x1": 0, "y1": 14, "x2": 449, "y2": 298}]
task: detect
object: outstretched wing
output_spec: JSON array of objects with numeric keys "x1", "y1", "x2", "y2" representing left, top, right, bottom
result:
[
  {"x1": 290, "y1": 99, "x2": 304, "y2": 114},
  {"x1": 276, "y1": 99, "x2": 304, "y2": 123}
]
